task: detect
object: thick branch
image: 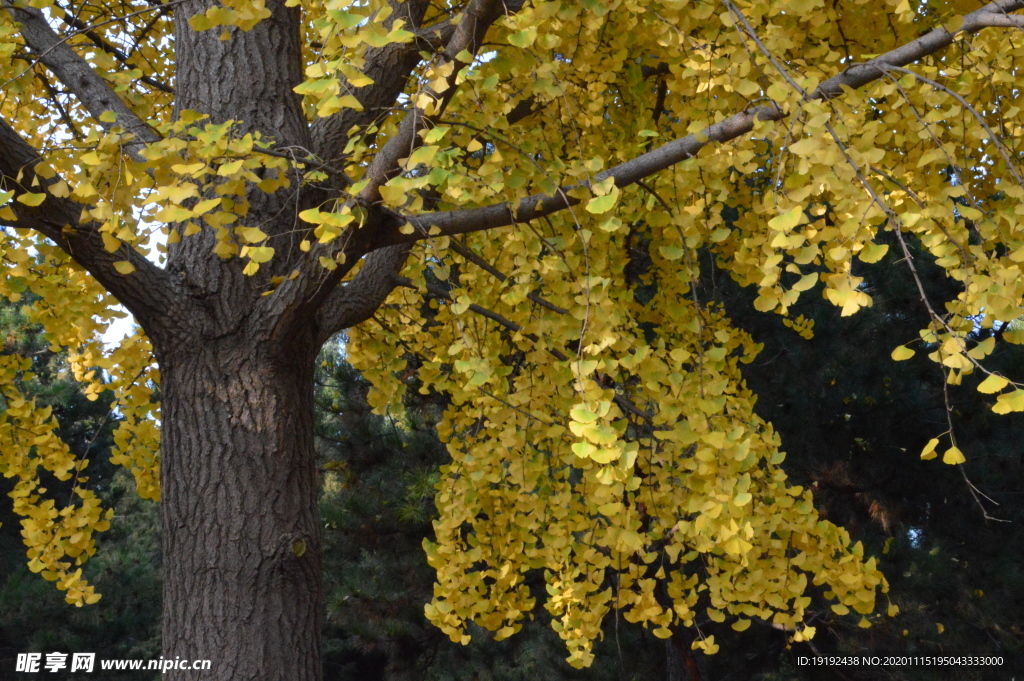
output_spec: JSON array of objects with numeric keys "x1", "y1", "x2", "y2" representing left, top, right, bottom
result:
[
  {"x1": 373, "y1": 0, "x2": 1024, "y2": 246},
  {"x1": 810, "y1": 0, "x2": 1024, "y2": 100},
  {"x1": 5, "y1": 3, "x2": 159, "y2": 148},
  {"x1": 0, "y1": 116, "x2": 176, "y2": 330},
  {"x1": 314, "y1": 244, "x2": 410, "y2": 342},
  {"x1": 375, "y1": 105, "x2": 782, "y2": 245},
  {"x1": 272, "y1": 0, "x2": 522, "y2": 336}
]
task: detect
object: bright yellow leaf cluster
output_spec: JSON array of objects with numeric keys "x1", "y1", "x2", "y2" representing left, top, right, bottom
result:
[{"x1": 1, "y1": 0, "x2": 1023, "y2": 658}]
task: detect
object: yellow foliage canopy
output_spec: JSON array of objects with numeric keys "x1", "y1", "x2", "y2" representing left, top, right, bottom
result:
[{"x1": 0, "y1": 0, "x2": 1022, "y2": 666}]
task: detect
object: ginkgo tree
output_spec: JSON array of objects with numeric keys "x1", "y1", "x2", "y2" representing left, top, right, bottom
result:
[{"x1": 1, "y1": 0, "x2": 1023, "y2": 678}]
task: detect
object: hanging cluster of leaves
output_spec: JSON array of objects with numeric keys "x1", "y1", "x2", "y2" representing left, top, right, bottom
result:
[
  {"x1": 341, "y1": 0, "x2": 1024, "y2": 665},
  {"x1": 1, "y1": 0, "x2": 1024, "y2": 667},
  {"x1": 0, "y1": 231, "x2": 157, "y2": 601}
]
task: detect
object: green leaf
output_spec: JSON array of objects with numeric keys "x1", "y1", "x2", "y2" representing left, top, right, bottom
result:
[
  {"x1": 569, "y1": 404, "x2": 599, "y2": 423},
  {"x1": 659, "y1": 245, "x2": 685, "y2": 260},
  {"x1": 580, "y1": 423, "x2": 617, "y2": 446},
  {"x1": 767, "y1": 206, "x2": 802, "y2": 232},
  {"x1": 508, "y1": 27, "x2": 537, "y2": 47},
  {"x1": 423, "y1": 126, "x2": 450, "y2": 144},
  {"x1": 189, "y1": 12, "x2": 213, "y2": 31},
  {"x1": 571, "y1": 442, "x2": 596, "y2": 458},
  {"x1": 585, "y1": 191, "x2": 618, "y2": 214},
  {"x1": 16, "y1": 193, "x2": 45, "y2": 207},
  {"x1": 406, "y1": 145, "x2": 439, "y2": 167}
]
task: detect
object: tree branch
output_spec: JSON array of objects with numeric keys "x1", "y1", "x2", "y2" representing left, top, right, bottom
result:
[
  {"x1": 369, "y1": 0, "x2": 1024, "y2": 247},
  {"x1": 274, "y1": 0, "x2": 524, "y2": 337},
  {"x1": 0, "y1": 116, "x2": 177, "y2": 330},
  {"x1": 5, "y1": 2, "x2": 160, "y2": 151},
  {"x1": 448, "y1": 239, "x2": 569, "y2": 315},
  {"x1": 357, "y1": 0, "x2": 525, "y2": 204},
  {"x1": 375, "y1": 104, "x2": 783, "y2": 246},
  {"x1": 314, "y1": 244, "x2": 410, "y2": 343},
  {"x1": 810, "y1": 0, "x2": 1024, "y2": 100},
  {"x1": 53, "y1": 4, "x2": 173, "y2": 94}
]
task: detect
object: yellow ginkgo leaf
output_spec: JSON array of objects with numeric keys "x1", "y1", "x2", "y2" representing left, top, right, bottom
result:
[
  {"x1": 942, "y1": 446, "x2": 966, "y2": 465},
  {"x1": 891, "y1": 345, "x2": 915, "y2": 361}
]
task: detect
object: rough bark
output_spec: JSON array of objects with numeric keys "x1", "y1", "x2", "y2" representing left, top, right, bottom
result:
[
  {"x1": 156, "y1": 4, "x2": 325, "y2": 680},
  {"x1": 158, "y1": 329, "x2": 323, "y2": 681}
]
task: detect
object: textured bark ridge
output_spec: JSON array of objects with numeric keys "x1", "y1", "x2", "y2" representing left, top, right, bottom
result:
[
  {"x1": 158, "y1": 331, "x2": 322, "y2": 681},
  {"x1": 156, "y1": 4, "x2": 325, "y2": 678}
]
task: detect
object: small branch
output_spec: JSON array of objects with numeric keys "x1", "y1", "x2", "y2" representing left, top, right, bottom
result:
[
  {"x1": 809, "y1": 0, "x2": 1024, "y2": 101},
  {"x1": 392, "y1": 272, "x2": 554, "y2": 352},
  {"x1": 54, "y1": 4, "x2": 173, "y2": 94},
  {"x1": 358, "y1": 0, "x2": 524, "y2": 205},
  {"x1": 4, "y1": 2, "x2": 161, "y2": 154},
  {"x1": 0, "y1": 115, "x2": 177, "y2": 329},
  {"x1": 448, "y1": 239, "x2": 570, "y2": 315},
  {"x1": 35, "y1": 70, "x2": 83, "y2": 140},
  {"x1": 391, "y1": 274, "x2": 656, "y2": 421},
  {"x1": 310, "y1": 0, "x2": 435, "y2": 164},
  {"x1": 875, "y1": 64, "x2": 1024, "y2": 190}
]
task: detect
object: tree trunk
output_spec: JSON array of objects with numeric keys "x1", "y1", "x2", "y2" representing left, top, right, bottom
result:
[
  {"x1": 156, "y1": 4, "x2": 324, "y2": 677},
  {"x1": 158, "y1": 330, "x2": 323, "y2": 681},
  {"x1": 667, "y1": 630, "x2": 704, "y2": 681}
]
